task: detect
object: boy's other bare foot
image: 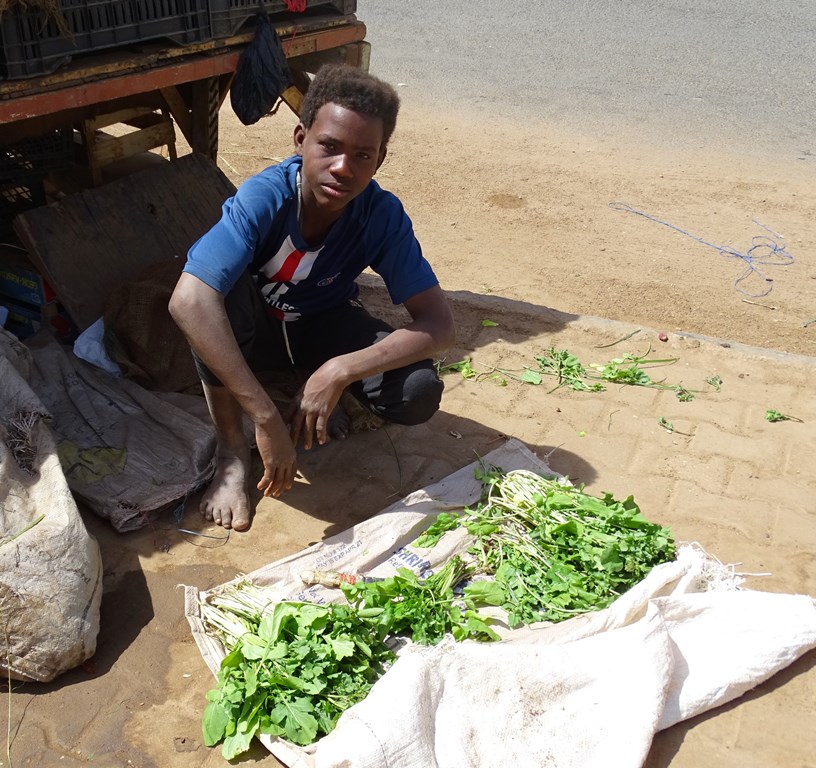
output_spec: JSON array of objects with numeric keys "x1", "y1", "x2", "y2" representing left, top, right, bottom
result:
[
  {"x1": 338, "y1": 391, "x2": 385, "y2": 434},
  {"x1": 201, "y1": 451, "x2": 251, "y2": 531},
  {"x1": 327, "y1": 404, "x2": 351, "y2": 441}
]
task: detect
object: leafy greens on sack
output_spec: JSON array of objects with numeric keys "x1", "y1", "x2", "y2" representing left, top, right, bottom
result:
[
  {"x1": 200, "y1": 590, "x2": 395, "y2": 757},
  {"x1": 415, "y1": 467, "x2": 677, "y2": 627},
  {"x1": 199, "y1": 559, "x2": 503, "y2": 758},
  {"x1": 199, "y1": 467, "x2": 676, "y2": 757},
  {"x1": 340, "y1": 554, "x2": 501, "y2": 645}
]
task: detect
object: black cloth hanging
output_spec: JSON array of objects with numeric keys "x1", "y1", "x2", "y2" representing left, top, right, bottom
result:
[{"x1": 230, "y1": 9, "x2": 294, "y2": 126}]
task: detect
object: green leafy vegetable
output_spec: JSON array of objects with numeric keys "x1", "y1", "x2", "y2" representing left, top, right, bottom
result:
[
  {"x1": 520, "y1": 369, "x2": 543, "y2": 385},
  {"x1": 705, "y1": 374, "x2": 723, "y2": 392},
  {"x1": 534, "y1": 348, "x2": 605, "y2": 392},
  {"x1": 413, "y1": 511, "x2": 462, "y2": 548},
  {"x1": 592, "y1": 356, "x2": 654, "y2": 386},
  {"x1": 437, "y1": 357, "x2": 478, "y2": 379},
  {"x1": 341, "y1": 555, "x2": 500, "y2": 646},
  {"x1": 673, "y1": 385, "x2": 695, "y2": 402},
  {"x1": 765, "y1": 409, "x2": 803, "y2": 423},
  {"x1": 200, "y1": 586, "x2": 395, "y2": 757},
  {"x1": 434, "y1": 467, "x2": 676, "y2": 628},
  {"x1": 437, "y1": 347, "x2": 717, "y2": 403},
  {"x1": 658, "y1": 417, "x2": 691, "y2": 436},
  {"x1": 200, "y1": 467, "x2": 677, "y2": 758},
  {"x1": 658, "y1": 416, "x2": 674, "y2": 432}
]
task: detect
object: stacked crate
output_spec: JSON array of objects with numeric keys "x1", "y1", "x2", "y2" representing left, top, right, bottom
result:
[
  {"x1": 0, "y1": 0, "x2": 357, "y2": 80},
  {"x1": 0, "y1": 0, "x2": 212, "y2": 79},
  {"x1": 209, "y1": 0, "x2": 355, "y2": 39},
  {"x1": 0, "y1": 129, "x2": 74, "y2": 235}
]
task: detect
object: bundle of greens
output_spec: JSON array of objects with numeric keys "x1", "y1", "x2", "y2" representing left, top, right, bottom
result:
[
  {"x1": 199, "y1": 560, "x2": 504, "y2": 758},
  {"x1": 415, "y1": 467, "x2": 677, "y2": 627},
  {"x1": 340, "y1": 554, "x2": 503, "y2": 645},
  {"x1": 200, "y1": 582, "x2": 395, "y2": 757}
]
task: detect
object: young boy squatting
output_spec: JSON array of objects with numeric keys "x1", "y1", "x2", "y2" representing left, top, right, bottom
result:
[{"x1": 169, "y1": 65, "x2": 455, "y2": 532}]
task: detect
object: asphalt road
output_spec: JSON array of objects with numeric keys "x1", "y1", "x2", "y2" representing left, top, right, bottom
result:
[{"x1": 357, "y1": 0, "x2": 815, "y2": 162}]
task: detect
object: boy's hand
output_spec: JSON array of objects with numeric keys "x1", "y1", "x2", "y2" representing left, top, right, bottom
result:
[
  {"x1": 254, "y1": 415, "x2": 298, "y2": 497},
  {"x1": 288, "y1": 361, "x2": 348, "y2": 450}
]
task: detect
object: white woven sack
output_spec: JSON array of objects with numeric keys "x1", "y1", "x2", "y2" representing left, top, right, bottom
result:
[
  {"x1": 186, "y1": 439, "x2": 816, "y2": 767},
  {"x1": 1, "y1": 333, "x2": 103, "y2": 682}
]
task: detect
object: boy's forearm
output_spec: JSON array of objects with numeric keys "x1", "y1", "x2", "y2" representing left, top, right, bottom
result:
[
  {"x1": 169, "y1": 274, "x2": 281, "y2": 426},
  {"x1": 324, "y1": 322, "x2": 452, "y2": 389}
]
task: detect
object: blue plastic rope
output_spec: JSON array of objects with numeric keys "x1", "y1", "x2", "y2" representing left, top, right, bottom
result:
[
  {"x1": 608, "y1": 202, "x2": 795, "y2": 298},
  {"x1": 172, "y1": 485, "x2": 231, "y2": 546}
]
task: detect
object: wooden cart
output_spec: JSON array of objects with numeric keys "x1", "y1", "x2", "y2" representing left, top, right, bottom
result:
[{"x1": 0, "y1": 12, "x2": 369, "y2": 183}]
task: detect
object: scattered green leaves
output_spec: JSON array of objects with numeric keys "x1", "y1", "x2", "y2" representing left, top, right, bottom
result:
[
  {"x1": 534, "y1": 348, "x2": 605, "y2": 392},
  {"x1": 437, "y1": 357, "x2": 527, "y2": 387},
  {"x1": 705, "y1": 374, "x2": 723, "y2": 392},
  {"x1": 436, "y1": 357, "x2": 478, "y2": 379},
  {"x1": 481, "y1": 319, "x2": 499, "y2": 327},
  {"x1": 591, "y1": 357, "x2": 653, "y2": 386},
  {"x1": 765, "y1": 409, "x2": 803, "y2": 423},
  {"x1": 658, "y1": 417, "x2": 692, "y2": 436},
  {"x1": 674, "y1": 385, "x2": 695, "y2": 402},
  {"x1": 437, "y1": 346, "x2": 711, "y2": 403},
  {"x1": 520, "y1": 369, "x2": 543, "y2": 385},
  {"x1": 589, "y1": 349, "x2": 679, "y2": 389}
]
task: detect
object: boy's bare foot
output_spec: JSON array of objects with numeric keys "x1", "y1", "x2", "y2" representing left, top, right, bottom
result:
[
  {"x1": 201, "y1": 451, "x2": 251, "y2": 531},
  {"x1": 339, "y1": 391, "x2": 386, "y2": 434},
  {"x1": 327, "y1": 404, "x2": 351, "y2": 441}
]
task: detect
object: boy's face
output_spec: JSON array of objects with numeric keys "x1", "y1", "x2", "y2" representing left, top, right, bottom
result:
[{"x1": 294, "y1": 103, "x2": 386, "y2": 217}]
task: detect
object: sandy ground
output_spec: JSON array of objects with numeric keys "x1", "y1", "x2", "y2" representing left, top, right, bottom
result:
[
  {"x1": 216, "y1": 103, "x2": 816, "y2": 357},
  {"x1": 4, "y1": 100, "x2": 815, "y2": 767}
]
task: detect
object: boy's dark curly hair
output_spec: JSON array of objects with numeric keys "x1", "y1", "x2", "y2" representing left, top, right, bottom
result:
[{"x1": 299, "y1": 65, "x2": 400, "y2": 146}]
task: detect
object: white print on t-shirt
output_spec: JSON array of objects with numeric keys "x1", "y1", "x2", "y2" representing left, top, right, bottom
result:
[{"x1": 258, "y1": 235, "x2": 323, "y2": 320}]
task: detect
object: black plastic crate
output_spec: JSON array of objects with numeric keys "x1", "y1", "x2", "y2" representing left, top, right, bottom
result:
[
  {"x1": 0, "y1": 0, "x2": 211, "y2": 80},
  {"x1": 209, "y1": 0, "x2": 355, "y2": 40},
  {"x1": 0, "y1": 129, "x2": 75, "y2": 235}
]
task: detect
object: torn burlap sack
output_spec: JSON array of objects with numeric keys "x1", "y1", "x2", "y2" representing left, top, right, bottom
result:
[
  {"x1": 103, "y1": 257, "x2": 200, "y2": 393},
  {"x1": 25, "y1": 332, "x2": 216, "y2": 532}
]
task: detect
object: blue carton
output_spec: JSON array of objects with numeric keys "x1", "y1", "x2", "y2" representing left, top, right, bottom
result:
[
  {"x1": 0, "y1": 259, "x2": 57, "y2": 307},
  {"x1": 1, "y1": 296, "x2": 75, "y2": 342}
]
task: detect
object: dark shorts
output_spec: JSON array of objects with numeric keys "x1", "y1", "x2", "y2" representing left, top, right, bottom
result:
[{"x1": 193, "y1": 271, "x2": 444, "y2": 425}]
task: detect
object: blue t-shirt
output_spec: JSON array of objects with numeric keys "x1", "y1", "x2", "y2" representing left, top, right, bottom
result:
[{"x1": 184, "y1": 156, "x2": 438, "y2": 321}]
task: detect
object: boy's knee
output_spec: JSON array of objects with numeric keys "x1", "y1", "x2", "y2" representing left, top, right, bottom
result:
[
  {"x1": 388, "y1": 366, "x2": 444, "y2": 426},
  {"x1": 357, "y1": 363, "x2": 444, "y2": 426}
]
